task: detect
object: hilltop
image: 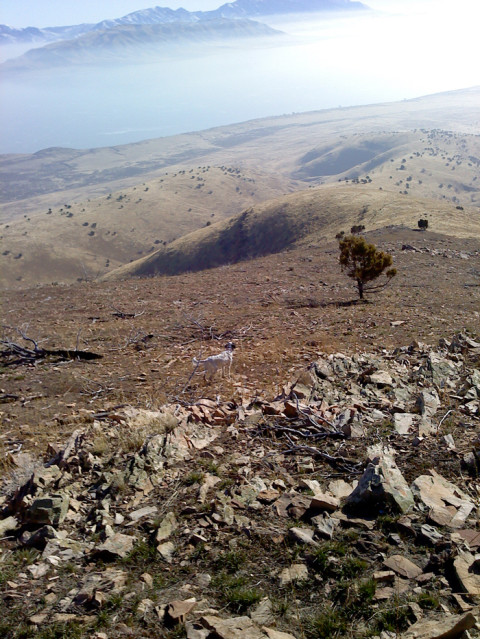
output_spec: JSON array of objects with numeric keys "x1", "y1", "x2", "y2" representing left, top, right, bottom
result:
[{"x1": 1, "y1": 225, "x2": 480, "y2": 638}]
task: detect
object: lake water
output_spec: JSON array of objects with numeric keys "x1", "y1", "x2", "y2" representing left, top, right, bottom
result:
[{"x1": 1, "y1": 9, "x2": 478, "y2": 154}]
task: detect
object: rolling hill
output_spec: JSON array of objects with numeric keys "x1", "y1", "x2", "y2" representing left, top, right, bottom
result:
[
  {"x1": 101, "y1": 184, "x2": 480, "y2": 280},
  {"x1": 1, "y1": 86, "x2": 479, "y2": 289}
]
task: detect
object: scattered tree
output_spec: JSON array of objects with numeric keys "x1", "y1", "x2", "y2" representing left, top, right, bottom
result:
[
  {"x1": 350, "y1": 225, "x2": 365, "y2": 235},
  {"x1": 417, "y1": 218, "x2": 429, "y2": 231},
  {"x1": 339, "y1": 235, "x2": 397, "y2": 300}
]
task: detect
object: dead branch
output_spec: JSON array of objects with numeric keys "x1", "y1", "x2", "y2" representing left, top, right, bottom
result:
[
  {"x1": 111, "y1": 305, "x2": 145, "y2": 319},
  {"x1": 1, "y1": 326, "x2": 102, "y2": 366}
]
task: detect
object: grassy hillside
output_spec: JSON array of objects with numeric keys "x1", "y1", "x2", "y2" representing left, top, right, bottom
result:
[
  {"x1": 1, "y1": 87, "x2": 479, "y2": 289},
  {"x1": 102, "y1": 183, "x2": 480, "y2": 280},
  {"x1": 0, "y1": 165, "x2": 295, "y2": 288}
]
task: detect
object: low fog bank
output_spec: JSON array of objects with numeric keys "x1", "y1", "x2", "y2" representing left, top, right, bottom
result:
[{"x1": 1, "y1": 7, "x2": 479, "y2": 154}]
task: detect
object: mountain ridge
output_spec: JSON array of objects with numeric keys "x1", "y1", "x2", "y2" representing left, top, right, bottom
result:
[
  {"x1": 1, "y1": 19, "x2": 282, "y2": 72},
  {"x1": 0, "y1": 0, "x2": 368, "y2": 47}
]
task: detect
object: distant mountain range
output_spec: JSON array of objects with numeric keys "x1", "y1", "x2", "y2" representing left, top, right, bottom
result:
[
  {"x1": 0, "y1": 0, "x2": 369, "y2": 47},
  {"x1": 1, "y1": 20, "x2": 282, "y2": 71}
]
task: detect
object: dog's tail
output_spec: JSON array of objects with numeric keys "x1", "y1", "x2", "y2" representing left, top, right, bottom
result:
[{"x1": 193, "y1": 357, "x2": 199, "y2": 365}]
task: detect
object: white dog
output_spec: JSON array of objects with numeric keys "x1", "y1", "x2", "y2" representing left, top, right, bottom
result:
[{"x1": 193, "y1": 342, "x2": 235, "y2": 381}]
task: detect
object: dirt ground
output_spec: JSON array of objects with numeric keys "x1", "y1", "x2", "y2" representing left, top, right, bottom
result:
[{"x1": 2, "y1": 226, "x2": 479, "y2": 459}]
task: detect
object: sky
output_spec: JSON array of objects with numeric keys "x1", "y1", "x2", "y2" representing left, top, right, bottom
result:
[
  {"x1": 1, "y1": 0, "x2": 470, "y2": 29},
  {"x1": 1, "y1": 1, "x2": 222, "y2": 27}
]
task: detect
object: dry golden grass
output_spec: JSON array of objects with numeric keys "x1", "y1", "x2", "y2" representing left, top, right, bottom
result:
[
  {"x1": 103, "y1": 184, "x2": 480, "y2": 280},
  {"x1": 1, "y1": 87, "x2": 479, "y2": 289}
]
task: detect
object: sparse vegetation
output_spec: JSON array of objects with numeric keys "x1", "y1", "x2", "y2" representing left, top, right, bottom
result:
[{"x1": 338, "y1": 235, "x2": 397, "y2": 300}]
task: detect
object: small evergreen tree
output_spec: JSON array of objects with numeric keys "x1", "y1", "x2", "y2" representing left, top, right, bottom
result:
[{"x1": 339, "y1": 235, "x2": 396, "y2": 300}]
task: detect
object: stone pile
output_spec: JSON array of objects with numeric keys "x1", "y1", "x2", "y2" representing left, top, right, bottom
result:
[{"x1": 1, "y1": 334, "x2": 479, "y2": 638}]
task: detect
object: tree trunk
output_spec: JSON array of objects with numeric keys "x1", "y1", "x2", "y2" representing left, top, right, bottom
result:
[{"x1": 357, "y1": 279, "x2": 364, "y2": 299}]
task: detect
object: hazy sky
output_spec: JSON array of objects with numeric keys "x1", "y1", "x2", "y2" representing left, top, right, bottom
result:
[
  {"x1": 1, "y1": 0, "x2": 470, "y2": 28},
  {"x1": 1, "y1": 1, "x2": 221, "y2": 27}
]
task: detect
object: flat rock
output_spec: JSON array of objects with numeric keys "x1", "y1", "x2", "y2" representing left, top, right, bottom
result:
[
  {"x1": 309, "y1": 492, "x2": 339, "y2": 512},
  {"x1": 411, "y1": 470, "x2": 473, "y2": 528},
  {"x1": 155, "y1": 512, "x2": 178, "y2": 543},
  {"x1": 201, "y1": 615, "x2": 265, "y2": 639},
  {"x1": 401, "y1": 609, "x2": 477, "y2": 638},
  {"x1": 0, "y1": 516, "x2": 19, "y2": 536},
  {"x1": 250, "y1": 597, "x2": 275, "y2": 626},
  {"x1": 157, "y1": 541, "x2": 175, "y2": 563},
  {"x1": 128, "y1": 505, "x2": 158, "y2": 522},
  {"x1": 453, "y1": 552, "x2": 480, "y2": 595},
  {"x1": 393, "y1": 413, "x2": 416, "y2": 435},
  {"x1": 94, "y1": 533, "x2": 134, "y2": 560},
  {"x1": 383, "y1": 555, "x2": 423, "y2": 579},
  {"x1": 263, "y1": 628, "x2": 298, "y2": 639},
  {"x1": 278, "y1": 564, "x2": 308, "y2": 586},
  {"x1": 328, "y1": 479, "x2": 354, "y2": 499},
  {"x1": 256, "y1": 489, "x2": 280, "y2": 504},
  {"x1": 166, "y1": 598, "x2": 197, "y2": 623},
  {"x1": 369, "y1": 371, "x2": 393, "y2": 387},
  {"x1": 287, "y1": 527, "x2": 318, "y2": 546}
]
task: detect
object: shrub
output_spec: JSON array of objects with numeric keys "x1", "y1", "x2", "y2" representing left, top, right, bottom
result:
[{"x1": 339, "y1": 235, "x2": 396, "y2": 300}]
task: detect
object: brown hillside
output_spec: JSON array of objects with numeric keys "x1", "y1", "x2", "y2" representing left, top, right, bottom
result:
[{"x1": 102, "y1": 184, "x2": 480, "y2": 280}]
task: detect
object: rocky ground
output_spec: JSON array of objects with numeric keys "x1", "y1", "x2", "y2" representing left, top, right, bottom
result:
[{"x1": 1, "y1": 227, "x2": 480, "y2": 638}]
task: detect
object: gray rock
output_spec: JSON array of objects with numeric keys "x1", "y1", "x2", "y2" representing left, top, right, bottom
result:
[
  {"x1": 278, "y1": 564, "x2": 308, "y2": 586},
  {"x1": 128, "y1": 505, "x2": 158, "y2": 523},
  {"x1": 94, "y1": 533, "x2": 135, "y2": 560},
  {"x1": 25, "y1": 494, "x2": 70, "y2": 526},
  {"x1": 287, "y1": 527, "x2": 318, "y2": 546},
  {"x1": 155, "y1": 512, "x2": 178, "y2": 543},
  {"x1": 411, "y1": 470, "x2": 473, "y2": 528},
  {"x1": 157, "y1": 541, "x2": 175, "y2": 563},
  {"x1": 186, "y1": 621, "x2": 210, "y2": 639},
  {"x1": 393, "y1": 413, "x2": 416, "y2": 435},
  {"x1": 0, "y1": 516, "x2": 19, "y2": 536},
  {"x1": 422, "y1": 354, "x2": 456, "y2": 387},
  {"x1": 200, "y1": 615, "x2": 265, "y2": 639},
  {"x1": 401, "y1": 609, "x2": 477, "y2": 638},
  {"x1": 345, "y1": 445, "x2": 414, "y2": 514},
  {"x1": 250, "y1": 597, "x2": 275, "y2": 626},
  {"x1": 43, "y1": 536, "x2": 90, "y2": 561},
  {"x1": 453, "y1": 552, "x2": 480, "y2": 595},
  {"x1": 311, "y1": 512, "x2": 338, "y2": 539},
  {"x1": 416, "y1": 390, "x2": 440, "y2": 418}
]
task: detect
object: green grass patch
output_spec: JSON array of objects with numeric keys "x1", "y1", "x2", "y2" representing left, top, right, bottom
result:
[{"x1": 211, "y1": 572, "x2": 262, "y2": 613}]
